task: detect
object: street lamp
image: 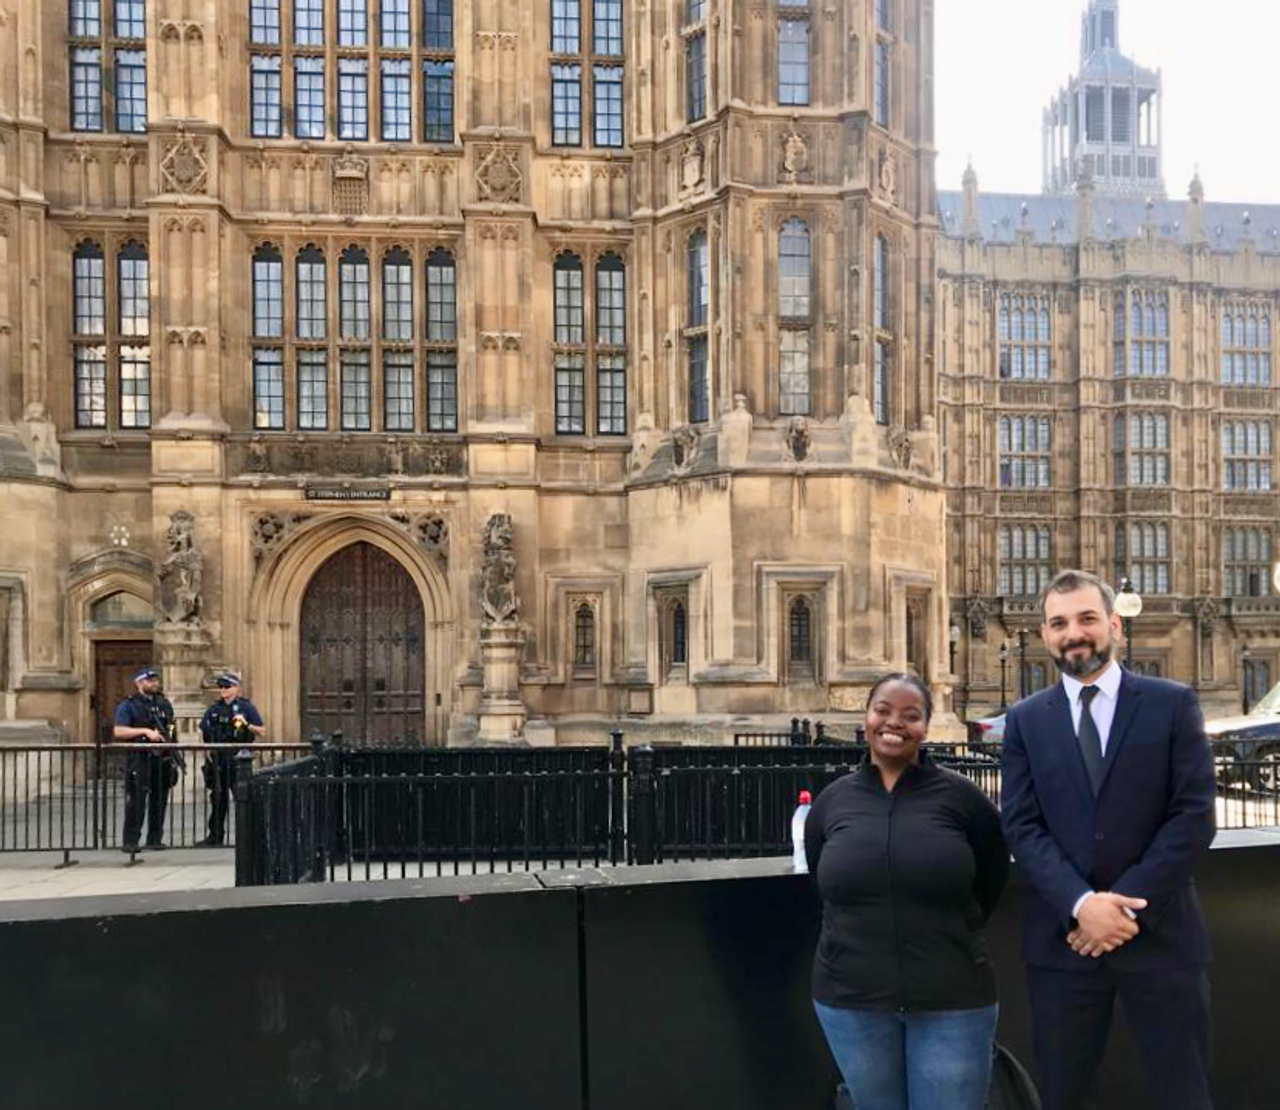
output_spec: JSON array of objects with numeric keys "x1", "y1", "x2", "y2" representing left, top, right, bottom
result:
[
  {"x1": 999, "y1": 641, "x2": 1010, "y2": 710},
  {"x1": 1017, "y1": 629, "x2": 1029, "y2": 700},
  {"x1": 949, "y1": 622, "x2": 962, "y2": 675},
  {"x1": 1242, "y1": 643, "x2": 1253, "y2": 715},
  {"x1": 1114, "y1": 577, "x2": 1144, "y2": 669}
]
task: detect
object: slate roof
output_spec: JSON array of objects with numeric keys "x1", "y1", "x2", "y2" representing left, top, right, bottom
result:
[{"x1": 937, "y1": 191, "x2": 1280, "y2": 253}]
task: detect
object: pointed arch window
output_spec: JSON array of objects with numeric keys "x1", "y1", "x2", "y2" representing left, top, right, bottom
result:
[
  {"x1": 671, "y1": 602, "x2": 688, "y2": 666},
  {"x1": 382, "y1": 248, "x2": 414, "y2": 341},
  {"x1": 554, "y1": 253, "x2": 587, "y2": 433},
  {"x1": 1225, "y1": 528, "x2": 1274, "y2": 598},
  {"x1": 296, "y1": 246, "x2": 327, "y2": 341},
  {"x1": 117, "y1": 241, "x2": 150, "y2": 333},
  {"x1": 597, "y1": 254, "x2": 628, "y2": 435},
  {"x1": 339, "y1": 247, "x2": 371, "y2": 340},
  {"x1": 426, "y1": 248, "x2": 458, "y2": 432},
  {"x1": 777, "y1": 14, "x2": 810, "y2": 106},
  {"x1": 74, "y1": 242, "x2": 107, "y2": 336},
  {"x1": 252, "y1": 244, "x2": 284, "y2": 339},
  {"x1": 73, "y1": 239, "x2": 151, "y2": 431},
  {"x1": 789, "y1": 597, "x2": 813, "y2": 666},
  {"x1": 69, "y1": 1, "x2": 147, "y2": 133},
  {"x1": 686, "y1": 230, "x2": 710, "y2": 423},
  {"x1": 574, "y1": 603, "x2": 597, "y2": 672},
  {"x1": 779, "y1": 219, "x2": 812, "y2": 416},
  {"x1": 1221, "y1": 303, "x2": 1273, "y2": 386},
  {"x1": 1118, "y1": 522, "x2": 1171, "y2": 595}
]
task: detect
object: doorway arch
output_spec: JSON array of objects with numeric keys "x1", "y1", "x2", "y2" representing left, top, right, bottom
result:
[{"x1": 300, "y1": 542, "x2": 426, "y2": 746}]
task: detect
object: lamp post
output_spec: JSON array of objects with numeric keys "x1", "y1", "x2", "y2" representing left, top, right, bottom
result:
[
  {"x1": 949, "y1": 622, "x2": 961, "y2": 675},
  {"x1": 1242, "y1": 643, "x2": 1252, "y2": 715},
  {"x1": 999, "y1": 641, "x2": 1010, "y2": 711},
  {"x1": 1017, "y1": 629, "x2": 1029, "y2": 700},
  {"x1": 1114, "y1": 577, "x2": 1144, "y2": 670}
]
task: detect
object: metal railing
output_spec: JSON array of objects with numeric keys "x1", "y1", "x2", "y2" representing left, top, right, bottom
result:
[{"x1": 0, "y1": 738, "x2": 309, "y2": 860}]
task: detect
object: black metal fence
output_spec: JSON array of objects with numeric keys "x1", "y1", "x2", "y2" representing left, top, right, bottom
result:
[{"x1": 0, "y1": 739, "x2": 309, "y2": 860}]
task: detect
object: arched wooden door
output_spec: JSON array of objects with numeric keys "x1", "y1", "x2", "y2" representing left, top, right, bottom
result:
[{"x1": 300, "y1": 542, "x2": 426, "y2": 746}]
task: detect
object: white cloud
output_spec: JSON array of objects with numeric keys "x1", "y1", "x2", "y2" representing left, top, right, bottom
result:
[{"x1": 936, "y1": 0, "x2": 1280, "y2": 203}]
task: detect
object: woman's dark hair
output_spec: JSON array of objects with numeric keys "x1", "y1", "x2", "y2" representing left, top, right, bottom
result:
[{"x1": 866, "y1": 672, "x2": 934, "y2": 724}]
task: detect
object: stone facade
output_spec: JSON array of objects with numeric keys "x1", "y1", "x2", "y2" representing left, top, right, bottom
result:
[
  {"x1": 0, "y1": 0, "x2": 949, "y2": 744},
  {"x1": 938, "y1": 169, "x2": 1280, "y2": 720}
]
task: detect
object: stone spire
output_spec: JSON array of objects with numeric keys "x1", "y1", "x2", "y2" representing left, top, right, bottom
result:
[
  {"x1": 1187, "y1": 170, "x2": 1206, "y2": 241},
  {"x1": 1076, "y1": 161, "x2": 1096, "y2": 241},
  {"x1": 962, "y1": 162, "x2": 981, "y2": 240}
]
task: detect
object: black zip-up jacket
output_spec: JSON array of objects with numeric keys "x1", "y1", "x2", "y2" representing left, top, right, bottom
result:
[{"x1": 804, "y1": 752, "x2": 1010, "y2": 1011}]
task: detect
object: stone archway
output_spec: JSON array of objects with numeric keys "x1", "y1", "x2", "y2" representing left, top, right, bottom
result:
[{"x1": 247, "y1": 516, "x2": 453, "y2": 745}]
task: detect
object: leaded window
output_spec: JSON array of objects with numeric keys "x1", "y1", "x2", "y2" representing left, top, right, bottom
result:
[
  {"x1": 596, "y1": 255, "x2": 626, "y2": 347},
  {"x1": 552, "y1": 0, "x2": 581, "y2": 53},
  {"x1": 250, "y1": 54, "x2": 282, "y2": 137},
  {"x1": 874, "y1": 342, "x2": 890, "y2": 426},
  {"x1": 554, "y1": 254, "x2": 585, "y2": 344},
  {"x1": 115, "y1": 0, "x2": 145, "y2": 39},
  {"x1": 555, "y1": 354, "x2": 587, "y2": 434},
  {"x1": 874, "y1": 234, "x2": 890, "y2": 331},
  {"x1": 424, "y1": 0, "x2": 453, "y2": 49},
  {"x1": 251, "y1": 0, "x2": 281, "y2": 45},
  {"x1": 298, "y1": 349, "x2": 329, "y2": 430},
  {"x1": 686, "y1": 33, "x2": 706, "y2": 122},
  {"x1": 295, "y1": 56, "x2": 326, "y2": 138},
  {"x1": 594, "y1": 66, "x2": 624, "y2": 147},
  {"x1": 253, "y1": 348, "x2": 286, "y2": 429},
  {"x1": 383, "y1": 350, "x2": 415, "y2": 431},
  {"x1": 426, "y1": 249, "x2": 457, "y2": 341},
  {"x1": 340, "y1": 350, "x2": 372, "y2": 430},
  {"x1": 1115, "y1": 289, "x2": 1170, "y2": 378},
  {"x1": 75, "y1": 347, "x2": 108, "y2": 429},
  {"x1": 552, "y1": 64, "x2": 582, "y2": 145},
  {"x1": 296, "y1": 246, "x2": 327, "y2": 340},
  {"x1": 874, "y1": 40, "x2": 890, "y2": 127},
  {"x1": 117, "y1": 242, "x2": 149, "y2": 338},
  {"x1": 779, "y1": 219, "x2": 811, "y2": 320},
  {"x1": 999, "y1": 525, "x2": 1053, "y2": 597},
  {"x1": 382, "y1": 249, "x2": 414, "y2": 341},
  {"x1": 381, "y1": 58, "x2": 412, "y2": 141},
  {"x1": 381, "y1": 0, "x2": 411, "y2": 47},
  {"x1": 780, "y1": 330, "x2": 811, "y2": 416},
  {"x1": 574, "y1": 604, "x2": 597, "y2": 670},
  {"x1": 598, "y1": 354, "x2": 626, "y2": 435},
  {"x1": 339, "y1": 247, "x2": 371, "y2": 340},
  {"x1": 338, "y1": 0, "x2": 367, "y2": 46},
  {"x1": 115, "y1": 50, "x2": 147, "y2": 133},
  {"x1": 688, "y1": 337, "x2": 709, "y2": 424},
  {"x1": 1224, "y1": 528, "x2": 1274, "y2": 598},
  {"x1": 594, "y1": 0, "x2": 623, "y2": 54},
  {"x1": 71, "y1": 48, "x2": 104, "y2": 131},
  {"x1": 1222, "y1": 421, "x2": 1274, "y2": 492},
  {"x1": 688, "y1": 230, "x2": 709, "y2": 328},
  {"x1": 998, "y1": 293, "x2": 1052, "y2": 380},
  {"x1": 1118, "y1": 523, "x2": 1171, "y2": 595},
  {"x1": 119, "y1": 346, "x2": 151, "y2": 429},
  {"x1": 1113, "y1": 413, "x2": 1170, "y2": 487},
  {"x1": 789, "y1": 598, "x2": 813, "y2": 666},
  {"x1": 253, "y1": 245, "x2": 284, "y2": 338},
  {"x1": 778, "y1": 18, "x2": 810, "y2": 106},
  {"x1": 74, "y1": 242, "x2": 107, "y2": 336},
  {"x1": 427, "y1": 350, "x2": 458, "y2": 431},
  {"x1": 423, "y1": 60, "x2": 454, "y2": 142},
  {"x1": 686, "y1": 229, "x2": 710, "y2": 423},
  {"x1": 999, "y1": 416, "x2": 1052, "y2": 489},
  {"x1": 71, "y1": 0, "x2": 101, "y2": 37},
  {"x1": 1221, "y1": 303, "x2": 1273, "y2": 386},
  {"x1": 338, "y1": 58, "x2": 369, "y2": 140},
  {"x1": 295, "y1": 0, "x2": 323, "y2": 44}
]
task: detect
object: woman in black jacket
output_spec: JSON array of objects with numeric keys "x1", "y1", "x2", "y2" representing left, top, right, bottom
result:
[{"x1": 805, "y1": 673, "x2": 1009, "y2": 1110}]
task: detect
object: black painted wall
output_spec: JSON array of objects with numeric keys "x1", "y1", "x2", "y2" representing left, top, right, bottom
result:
[{"x1": 1, "y1": 837, "x2": 1276, "y2": 1110}]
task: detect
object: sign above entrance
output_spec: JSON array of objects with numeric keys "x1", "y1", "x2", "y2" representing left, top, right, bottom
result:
[{"x1": 304, "y1": 486, "x2": 392, "y2": 502}]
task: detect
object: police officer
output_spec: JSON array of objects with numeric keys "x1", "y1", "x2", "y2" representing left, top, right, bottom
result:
[
  {"x1": 198, "y1": 672, "x2": 265, "y2": 846},
  {"x1": 112, "y1": 666, "x2": 179, "y2": 852}
]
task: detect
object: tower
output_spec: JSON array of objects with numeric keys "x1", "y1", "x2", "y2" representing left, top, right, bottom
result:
[{"x1": 1042, "y1": 0, "x2": 1165, "y2": 198}]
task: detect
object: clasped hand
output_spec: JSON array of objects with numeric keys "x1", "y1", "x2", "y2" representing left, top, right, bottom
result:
[{"x1": 1066, "y1": 892, "x2": 1148, "y2": 958}]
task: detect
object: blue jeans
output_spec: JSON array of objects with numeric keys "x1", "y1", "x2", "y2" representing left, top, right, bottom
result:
[{"x1": 814, "y1": 1000, "x2": 998, "y2": 1110}]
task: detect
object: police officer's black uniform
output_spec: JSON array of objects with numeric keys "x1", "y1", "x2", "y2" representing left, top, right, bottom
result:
[
  {"x1": 198, "y1": 674, "x2": 264, "y2": 845},
  {"x1": 112, "y1": 671, "x2": 179, "y2": 850}
]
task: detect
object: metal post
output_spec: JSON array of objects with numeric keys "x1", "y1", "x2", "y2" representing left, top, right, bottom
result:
[
  {"x1": 93, "y1": 725, "x2": 105, "y2": 850},
  {"x1": 999, "y1": 643, "x2": 1010, "y2": 711},
  {"x1": 630, "y1": 745, "x2": 657, "y2": 866},
  {"x1": 1017, "y1": 630, "x2": 1028, "y2": 700},
  {"x1": 233, "y1": 749, "x2": 256, "y2": 887},
  {"x1": 801, "y1": 719, "x2": 812, "y2": 746},
  {"x1": 789, "y1": 717, "x2": 802, "y2": 746},
  {"x1": 814, "y1": 722, "x2": 827, "y2": 745},
  {"x1": 1242, "y1": 645, "x2": 1252, "y2": 714},
  {"x1": 309, "y1": 730, "x2": 328, "y2": 880},
  {"x1": 1124, "y1": 616, "x2": 1134, "y2": 669},
  {"x1": 609, "y1": 727, "x2": 625, "y2": 865}
]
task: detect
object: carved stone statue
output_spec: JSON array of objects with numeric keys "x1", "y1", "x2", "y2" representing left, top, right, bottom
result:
[
  {"x1": 671, "y1": 425, "x2": 700, "y2": 473},
  {"x1": 157, "y1": 510, "x2": 203, "y2": 624},
  {"x1": 480, "y1": 513, "x2": 519, "y2": 624},
  {"x1": 781, "y1": 131, "x2": 809, "y2": 180},
  {"x1": 965, "y1": 598, "x2": 989, "y2": 640},
  {"x1": 1195, "y1": 597, "x2": 1221, "y2": 637},
  {"x1": 887, "y1": 425, "x2": 914, "y2": 471},
  {"x1": 785, "y1": 417, "x2": 812, "y2": 463}
]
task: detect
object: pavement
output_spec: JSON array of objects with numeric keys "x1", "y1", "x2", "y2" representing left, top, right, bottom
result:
[{"x1": 0, "y1": 846, "x2": 236, "y2": 902}]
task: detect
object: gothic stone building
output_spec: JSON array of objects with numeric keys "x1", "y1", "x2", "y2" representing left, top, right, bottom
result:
[
  {"x1": 0, "y1": 0, "x2": 948, "y2": 745},
  {"x1": 937, "y1": 3, "x2": 1280, "y2": 721}
]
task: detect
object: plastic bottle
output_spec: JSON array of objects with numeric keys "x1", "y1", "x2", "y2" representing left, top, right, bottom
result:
[{"x1": 791, "y1": 790, "x2": 813, "y2": 873}]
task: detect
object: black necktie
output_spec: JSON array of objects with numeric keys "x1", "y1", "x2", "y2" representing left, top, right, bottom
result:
[{"x1": 1077, "y1": 685, "x2": 1105, "y2": 796}]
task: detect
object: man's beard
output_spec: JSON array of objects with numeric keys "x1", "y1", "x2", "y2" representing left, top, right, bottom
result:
[{"x1": 1052, "y1": 640, "x2": 1113, "y2": 678}]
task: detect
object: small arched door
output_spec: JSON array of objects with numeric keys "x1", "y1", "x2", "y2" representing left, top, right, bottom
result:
[{"x1": 300, "y1": 542, "x2": 426, "y2": 746}]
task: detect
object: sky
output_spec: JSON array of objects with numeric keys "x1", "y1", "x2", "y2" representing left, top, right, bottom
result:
[{"x1": 936, "y1": 0, "x2": 1280, "y2": 204}]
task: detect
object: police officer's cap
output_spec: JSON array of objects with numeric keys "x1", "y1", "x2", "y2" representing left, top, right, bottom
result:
[
  {"x1": 216, "y1": 672, "x2": 243, "y2": 688},
  {"x1": 132, "y1": 666, "x2": 160, "y2": 683}
]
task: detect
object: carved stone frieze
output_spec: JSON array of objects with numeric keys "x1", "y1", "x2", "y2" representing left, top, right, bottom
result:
[
  {"x1": 999, "y1": 493, "x2": 1054, "y2": 515},
  {"x1": 251, "y1": 512, "x2": 312, "y2": 564},
  {"x1": 230, "y1": 438, "x2": 467, "y2": 479},
  {"x1": 388, "y1": 511, "x2": 450, "y2": 569},
  {"x1": 333, "y1": 146, "x2": 370, "y2": 215},
  {"x1": 480, "y1": 513, "x2": 519, "y2": 624},
  {"x1": 779, "y1": 130, "x2": 810, "y2": 183},
  {"x1": 1195, "y1": 597, "x2": 1221, "y2": 636}
]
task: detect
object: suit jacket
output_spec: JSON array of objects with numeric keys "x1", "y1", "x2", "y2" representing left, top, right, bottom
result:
[{"x1": 1000, "y1": 668, "x2": 1217, "y2": 971}]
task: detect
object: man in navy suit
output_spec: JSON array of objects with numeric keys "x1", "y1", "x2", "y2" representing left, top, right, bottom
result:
[{"x1": 1001, "y1": 569, "x2": 1217, "y2": 1110}]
